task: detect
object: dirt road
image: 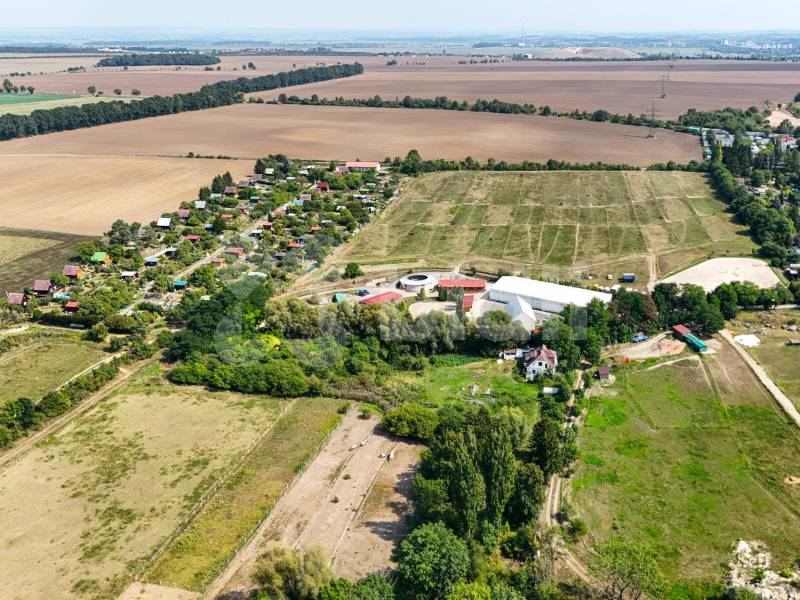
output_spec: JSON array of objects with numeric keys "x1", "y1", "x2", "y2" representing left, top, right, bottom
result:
[
  {"x1": 207, "y1": 411, "x2": 419, "y2": 598},
  {"x1": 720, "y1": 329, "x2": 800, "y2": 428}
]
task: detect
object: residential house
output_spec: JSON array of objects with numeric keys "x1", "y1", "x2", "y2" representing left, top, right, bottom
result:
[
  {"x1": 6, "y1": 292, "x2": 29, "y2": 306},
  {"x1": 177, "y1": 209, "x2": 190, "y2": 220},
  {"x1": 120, "y1": 270, "x2": 139, "y2": 280},
  {"x1": 194, "y1": 200, "x2": 207, "y2": 210},
  {"x1": 499, "y1": 348, "x2": 524, "y2": 361},
  {"x1": 316, "y1": 182, "x2": 330, "y2": 192},
  {"x1": 225, "y1": 247, "x2": 245, "y2": 259},
  {"x1": 62, "y1": 265, "x2": 85, "y2": 280},
  {"x1": 63, "y1": 301, "x2": 80, "y2": 313},
  {"x1": 32, "y1": 279, "x2": 53, "y2": 296},
  {"x1": 345, "y1": 161, "x2": 381, "y2": 173},
  {"x1": 186, "y1": 234, "x2": 201, "y2": 242},
  {"x1": 90, "y1": 252, "x2": 110, "y2": 265},
  {"x1": 223, "y1": 186, "x2": 238, "y2": 196},
  {"x1": 522, "y1": 346, "x2": 558, "y2": 380},
  {"x1": 156, "y1": 217, "x2": 172, "y2": 229}
]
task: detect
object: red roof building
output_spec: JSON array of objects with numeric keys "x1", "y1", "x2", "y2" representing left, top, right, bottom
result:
[
  {"x1": 310, "y1": 226, "x2": 321, "y2": 232},
  {"x1": 32, "y1": 279, "x2": 53, "y2": 294},
  {"x1": 316, "y1": 182, "x2": 330, "y2": 191},
  {"x1": 262, "y1": 221, "x2": 274, "y2": 228},
  {"x1": 438, "y1": 279, "x2": 487, "y2": 290},
  {"x1": 177, "y1": 208, "x2": 190, "y2": 219},
  {"x1": 287, "y1": 241, "x2": 303, "y2": 249},
  {"x1": 62, "y1": 265, "x2": 84, "y2": 279},
  {"x1": 360, "y1": 291, "x2": 403, "y2": 305},
  {"x1": 462, "y1": 295, "x2": 474, "y2": 312},
  {"x1": 672, "y1": 324, "x2": 691, "y2": 337},
  {"x1": 6, "y1": 292, "x2": 28, "y2": 306},
  {"x1": 221, "y1": 213, "x2": 234, "y2": 219},
  {"x1": 64, "y1": 301, "x2": 80, "y2": 313},
  {"x1": 186, "y1": 234, "x2": 201, "y2": 241}
]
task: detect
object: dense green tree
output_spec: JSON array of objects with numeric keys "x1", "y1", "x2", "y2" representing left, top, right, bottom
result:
[{"x1": 396, "y1": 522, "x2": 470, "y2": 600}]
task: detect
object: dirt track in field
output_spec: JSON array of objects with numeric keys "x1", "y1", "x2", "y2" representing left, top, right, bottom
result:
[
  {"x1": 0, "y1": 103, "x2": 701, "y2": 167},
  {"x1": 209, "y1": 411, "x2": 420, "y2": 598},
  {"x1": 0, "y1": 155, "x2": 243, "y2": 235}
]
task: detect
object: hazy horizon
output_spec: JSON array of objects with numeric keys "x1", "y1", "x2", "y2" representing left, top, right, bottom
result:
[{"x1": 3, "y1": 0, "x2": 799, "y2": 37}]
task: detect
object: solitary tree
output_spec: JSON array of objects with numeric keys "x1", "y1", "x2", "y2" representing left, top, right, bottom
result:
[
  {"x1": 87, "y1": 85, "x2": 97, "y2": 95},
  {"x1": 590, "y1": 540, "x2": 667, "y2": 600},
  {"x1": 396, "y1": 522, "x2": 470, "y2": 600},
  {"x1": 343, "y1": 262, "x2": 362, "y2": 279}
]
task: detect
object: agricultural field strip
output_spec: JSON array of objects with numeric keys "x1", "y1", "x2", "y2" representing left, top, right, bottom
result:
[{"x1": 336, "y1": 171, "x2": 746, "y2": 279}]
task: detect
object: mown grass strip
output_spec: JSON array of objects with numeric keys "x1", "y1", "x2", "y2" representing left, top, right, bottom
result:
[{"x1": 144, "y1": 397, "x2": 346, "y2": 591}]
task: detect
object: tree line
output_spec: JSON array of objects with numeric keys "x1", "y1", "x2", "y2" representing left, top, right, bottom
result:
[
  {"x1": 270, "y1": 93, "x2": 800, "y2": 137},
  {"x1": 0, "y1": 63, "x2": 364, "y2": 141},
  {"x1": 96, "y1": 53, "x2": 220, "y2": 67}
]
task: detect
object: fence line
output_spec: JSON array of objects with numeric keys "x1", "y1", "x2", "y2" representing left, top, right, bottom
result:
[{"x1": 126, "y1": 401, "x2": 348, "y2": 597}]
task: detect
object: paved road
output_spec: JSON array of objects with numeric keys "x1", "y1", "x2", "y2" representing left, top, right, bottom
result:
[{"x1": 720, "y1": 329, "x2": 800, "y2": 428}]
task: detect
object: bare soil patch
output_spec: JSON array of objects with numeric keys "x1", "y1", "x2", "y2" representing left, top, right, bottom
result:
[
  {"x1": 8, "y1": 55, "x2": 385, "y2": 96},
  {"x1": 661, "y1": 257, "x2": 780, "y2": 292},
  {"x1": 0, "y1": 155, "x2": 243, "y2": 235},
  {"x1": 212, "y1": 411, "x2": 420, "y2": 597},
  {"x1": 0, "y1": 104, "x2": 701, "y2": 167},
  {"x1": 250, "y1": 58, "x2": 800, "y2": 119}
]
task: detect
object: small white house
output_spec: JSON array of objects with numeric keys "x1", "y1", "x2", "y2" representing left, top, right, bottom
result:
[
  {"x1": 499, "y1": 348, "x2": 524, "y2": 361},
  {"x1": 523, "y1": 346, "x2": 558, "y2": 380},
  {"x1": 156, "y1": 217, "x2": 171, "y2": 229}
]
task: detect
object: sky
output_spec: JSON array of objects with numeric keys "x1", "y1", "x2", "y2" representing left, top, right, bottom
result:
[{"x1": 2, "y1": 0, "x2": 796, "y2": 35}]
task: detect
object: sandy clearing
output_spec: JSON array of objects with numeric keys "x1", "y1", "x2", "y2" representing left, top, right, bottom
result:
[
  {"x1": 0, "y1": 155, "x2": 243, "y2": 235},
  {"x1": 408, "y1": 300, "x2": 456, "y2": 318},
  {"x1": 332, "y1": 440, "x2": 422, "y2": 580},
  {"x1": 766, "y1": 108, "x2": 800, "y2": 128},
  {"x1": 0, "y1": 104, "x2": 701, "y2": 167},
  {"x1": 211, "y1": 411, "x2": 419, "y2": 597},
  {"x1": 118, "y1": 583, "x2": 200, "y2": 600},
  {"x1": 249, "y1": 58, "x2": 800, "y2": 119},
  {"x1": 660, "y1": 257, "x2": 780, "y2": 292},
  {"x1": 609, "y1": 332, "x2": 687, "y2": 361}
]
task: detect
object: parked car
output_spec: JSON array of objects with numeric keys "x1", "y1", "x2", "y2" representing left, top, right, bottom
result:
[{"x1": 356, "y1": 289, "x2": 370, "y2": 297}]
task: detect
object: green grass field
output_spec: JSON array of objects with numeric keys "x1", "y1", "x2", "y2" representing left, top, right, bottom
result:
[
  {"x1": 334, "y1": 171, "x2": 753, "y2": 287},
  {"x1": 730, "y1": 309, "x2": 800, "y2": 410},
  {"x1": 0, "y1": 337, "x2": 107, "y2": 403},
  {"x1": 145, "y1": 396, "x2": 346, "y2": 591},
  {"x1": 573, "y1": 344, "x2": 800, "y2": 597},
  {"x1": 0, "y1": 94, "x2": 128, "y2": 116},
  {"x1": 0, "y1": 227, "x2": 93, "y2": 292}
]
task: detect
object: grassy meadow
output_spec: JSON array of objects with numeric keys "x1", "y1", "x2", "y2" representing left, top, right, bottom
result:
[
  {"x1": 0, "y1": 364, "x2": 287, "y2": 600},
  {"x1": 572, "y1": 344, "x2": 800, "y2": 597},
  {"x1": 144, "y1": 396, "x2": 346, "y2": 591},
  {"x1": 0, "y1": 336, "x2": 107, "y2": 403},
  {"x1": 333, "y1": 171, "x2": 753, "y2": 286}
]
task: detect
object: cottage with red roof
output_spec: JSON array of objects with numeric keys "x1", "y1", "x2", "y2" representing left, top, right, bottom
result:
[
  {"x1": 224, "y1": 247, "x2": 245, "y2": 259},
  {"x1": 32, "y1": 279, "x2": 53, "y2": 296},
  {"x1": 523, "y1": 346, "x2": 558, "y2": 380},
  {"x1": 223, "y1": 186, "x2": 238, "y2": 196},
  {"x1": 6, "y1": 292, "x2": 29, "y2": 306},
  {"x1": 345, "y1": 161, "x2": 381, "y2": 173},
  {"x1": 62, "y1": 265, "x2": 85, "y2": 280},
  {"x1": 177, "y1": 209, "x2": 190, "y2": 220},
  {"x1": 316, "y1": 182, "x2": 330, "y2": 192},
  {"x1": 63, "y1": 301, "x2": 80, "y2": 313},
  {"x1": 462, "y1": 295, "x2": 474, "y2": 313},
  {"x1": 186, "y1": 234, "x2": 201, "y2": 242}
]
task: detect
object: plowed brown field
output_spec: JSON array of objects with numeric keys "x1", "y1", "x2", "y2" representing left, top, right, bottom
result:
[{"x1": 0, "y1": 103, "x2": 701, "y2": 166}]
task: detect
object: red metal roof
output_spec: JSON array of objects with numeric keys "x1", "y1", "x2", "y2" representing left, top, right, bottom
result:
[
  {"x1": 64, "y1": 301, "x2": 80, "y2": 309},
  {"x1": 62, "y1": 265, "x2": 81, "y2": 277},
  {"x1": 186, "y1": 234, "x2": 201, "y2": 241},
  {"x1": 360, "y1": 291, "x2": 402, "y2": 305},
  {"x1": 672, "y1": 324, "x2": 691, "y2": 336},
  {"x1": 32, "y1": 279, "x2": 51, "y2": 292},
  {"x1": 438, "y1": 279, "x2": 486, "y2": 290},
  {"x1": 462, "y1": 295, "x2": 474, "y2": 309}
]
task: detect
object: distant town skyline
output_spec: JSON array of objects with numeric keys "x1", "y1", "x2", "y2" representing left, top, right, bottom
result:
[{"x1": 4, "y1": 0, "x2": 798, "y2": 35}]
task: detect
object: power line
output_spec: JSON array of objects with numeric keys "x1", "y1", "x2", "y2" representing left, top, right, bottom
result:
[{"x1": 645, "y1": 100, "x2": 661, "y2": 139}]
